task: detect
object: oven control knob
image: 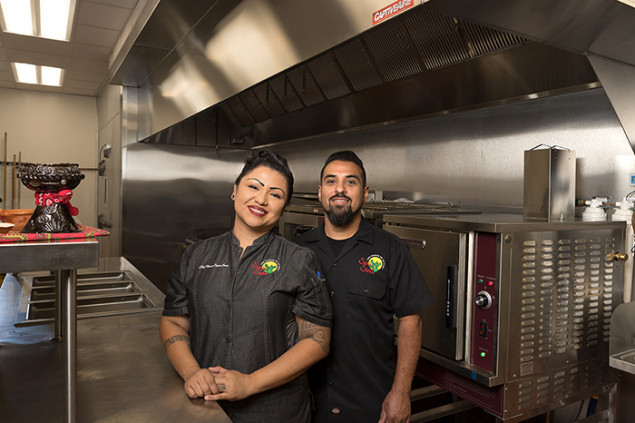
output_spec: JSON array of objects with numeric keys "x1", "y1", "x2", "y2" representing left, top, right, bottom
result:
[{"x1": 475, "y1": 291, "x2": 493, "y2": 310}]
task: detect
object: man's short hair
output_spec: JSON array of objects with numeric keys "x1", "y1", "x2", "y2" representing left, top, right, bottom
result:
[{"x1": 320, "y1": 150, "x2": 367, "y2": 186}]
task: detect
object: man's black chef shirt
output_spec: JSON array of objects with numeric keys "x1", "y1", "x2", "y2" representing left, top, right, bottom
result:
[{"x1": 297, "y1": 218, "x2": 433, "y2": 423}]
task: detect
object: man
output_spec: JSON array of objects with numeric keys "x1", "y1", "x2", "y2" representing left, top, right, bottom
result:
[{"x1": 297, "y1": 151, "x2": 433, "y2": 423}]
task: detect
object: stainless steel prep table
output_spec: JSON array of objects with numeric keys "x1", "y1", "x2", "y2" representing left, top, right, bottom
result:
[
  {"x1": 0, "y1": 239, "x2": 99, "y2": 423},
  {"x1": 0, "y1": 254, "x2": 232, "y2": 422}
]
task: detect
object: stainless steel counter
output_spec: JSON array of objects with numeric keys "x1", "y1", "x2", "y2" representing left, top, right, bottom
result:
[
  {"x1": 609, "y1": 301, "x2": 635, "y2": 422},
  {"x1": 0, "y1": 238, "x2": 100, "y2": 423},
  {"x1": 383, "y1": 212, "x2": 627, "y2": 232},
  {"x1": 0, "y1": 257, "x2": 231, "y2": 423}
]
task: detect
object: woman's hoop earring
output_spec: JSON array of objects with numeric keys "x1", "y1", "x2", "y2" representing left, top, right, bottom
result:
[{"x1": 231, "y1": 194, "x2": 235, "y2": 200}]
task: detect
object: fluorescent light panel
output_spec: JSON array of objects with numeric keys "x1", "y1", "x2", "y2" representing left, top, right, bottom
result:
[
  {"x1": 40, "y1": 0, "x2": 71, "y2": 40},
  {"x1": 15, "y1": 63, "x2": 37, "y2": 84},
  {"x1": 13, "y1": 62, "x2": 63, "y2": 86},
  {"x1": 0, "y1": 0, "x2": 33, "y2": 36},
  {"x1": 41, "y1": 65, "x2": 62, "y2": 86},
  {"x1": 0, "y1": 0, "x2": 72, "y2": 41}
]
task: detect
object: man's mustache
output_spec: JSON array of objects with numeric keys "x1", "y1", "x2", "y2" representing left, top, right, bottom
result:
[{"x1": 329, "y1": 194, "x2": 351, "y2": 202}]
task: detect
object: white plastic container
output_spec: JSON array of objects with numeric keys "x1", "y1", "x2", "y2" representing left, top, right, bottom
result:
[{"x1": 582, "y1": 198, "x2": 607, "y2": 221}]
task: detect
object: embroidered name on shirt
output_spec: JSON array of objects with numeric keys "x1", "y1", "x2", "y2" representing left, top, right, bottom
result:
[
  {"x1": 359, "y1": 254, "x2": 385, "y2": 274},
  {"x1": 252, "y1": 259, "x2": 280, "y2": 275},
  {"x1": 198, "y1": 264, "x2": 229, "y2": 269}
]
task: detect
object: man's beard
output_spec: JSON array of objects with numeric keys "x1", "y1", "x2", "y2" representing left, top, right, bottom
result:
[{"x1": 326, "y1": 195, "x2": 361, "y2": 226}]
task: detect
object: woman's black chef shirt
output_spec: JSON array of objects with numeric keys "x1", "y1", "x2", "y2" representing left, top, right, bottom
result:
[{"x1": 163, "y1": 230, "x2": 332, "y2": 423}]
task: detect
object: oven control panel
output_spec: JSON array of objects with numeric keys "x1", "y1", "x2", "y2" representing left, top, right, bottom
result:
[{"x1": 471, "y1": 232, "x2": 497, "y2": 372}]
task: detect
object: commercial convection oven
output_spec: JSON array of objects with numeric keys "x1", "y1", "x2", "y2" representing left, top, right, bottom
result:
[{"x1": 383, "y1": 213, "x2": 626, "y2": 422}]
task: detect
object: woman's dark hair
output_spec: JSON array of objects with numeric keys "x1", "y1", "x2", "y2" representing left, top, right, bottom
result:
[
  {"x1": 235, "y1": 150, "x2": 294, "y2": 205},
  {"x1": 320, "y1": 150, "x2": 366, "y2": 187}
]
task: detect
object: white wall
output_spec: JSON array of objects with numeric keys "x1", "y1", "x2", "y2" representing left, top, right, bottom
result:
[{"x1": 0, "y1": 87, "x2": 98, "y2": 227}]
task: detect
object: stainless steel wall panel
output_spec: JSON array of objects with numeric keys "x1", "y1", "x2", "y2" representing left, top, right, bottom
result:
[
  {"x1": 270, "y1": 88, "x2": 633, "y2": 212},
  {"x1": 122, "y1": 89, "x2": 635, "y2": 294},
  {"x1": 122, "y1": 143, "x2": 247, "y2": 292}
]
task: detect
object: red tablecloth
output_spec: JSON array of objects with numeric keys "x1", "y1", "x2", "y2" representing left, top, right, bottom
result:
[{"x1": 0, "y1": 224, "x2": 109, "y2": 244}]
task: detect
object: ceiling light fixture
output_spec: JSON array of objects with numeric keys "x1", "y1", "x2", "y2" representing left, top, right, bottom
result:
[
  {"x1": 0, "y1": 0, "x2": 74, "y2": 41},
  {"x1": 40, "y1": 0, "x2": 71, "y2": 40},
  {"x1": 13, "y1": 62, "x2": 63, "y2": 86},
  {"x1": 14, "y1": 63, "x2": 37, "y2": 84},
  {"x1": 0, "y1": 0, "x2": 33, "y2": 36},
  {"x1": 41, "y1": 65, "x2": 62, "y2": 86}
]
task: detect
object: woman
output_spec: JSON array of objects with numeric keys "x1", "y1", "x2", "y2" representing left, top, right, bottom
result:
[{"x1": 160, "y1": 150, "x2": 332, "y2": 422}]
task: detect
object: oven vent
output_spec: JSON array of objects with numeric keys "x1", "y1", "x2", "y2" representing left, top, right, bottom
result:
[
  {"x1": 518, "y1": 235, "x2": 617, "y2": 374},
  {"x1": 507, "y1": 362, "x2": 617, "y2": 417}
]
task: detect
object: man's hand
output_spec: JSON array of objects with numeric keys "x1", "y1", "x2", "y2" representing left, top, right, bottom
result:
[
  {"x1": 378, "y1": 388, "x2": 411, "y2": 423},
  {"x1": 183, "y1": 368, "x2": 220, "y2": 399}
]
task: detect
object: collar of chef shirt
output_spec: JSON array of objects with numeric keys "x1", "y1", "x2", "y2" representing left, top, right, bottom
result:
[
  {"x1": 306, "y1": 218, "x2": 375, "y2": 245},
  {"x1": 228, "y1": 230, "x2": 276, "y2": 247}
]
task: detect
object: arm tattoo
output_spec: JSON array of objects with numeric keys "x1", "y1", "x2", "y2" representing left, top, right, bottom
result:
[
  {"x1": 298, "y1": 320, "x2": 330, "y2": 354},
  {"x1": 163, "y1": 334, "x2": 190, "y2": 350}
]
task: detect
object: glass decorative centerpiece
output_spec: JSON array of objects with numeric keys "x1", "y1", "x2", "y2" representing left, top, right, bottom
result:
[{"x1": 17, "y1": 163, "x2": 85, "y2": 233}]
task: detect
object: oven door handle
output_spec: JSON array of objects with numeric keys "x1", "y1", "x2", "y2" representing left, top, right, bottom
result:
[{"x1": 446, "y1": 265, "x2": 458, "y2": 329}]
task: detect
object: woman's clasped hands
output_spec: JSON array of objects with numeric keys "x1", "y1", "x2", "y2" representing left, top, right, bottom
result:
[{"x1": 184, "y1": 366, "x2": 256, "y2": 402}]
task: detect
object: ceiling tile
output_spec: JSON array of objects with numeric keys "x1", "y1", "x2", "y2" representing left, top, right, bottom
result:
[
  {"x1": 66, "y1": 57, "x2": 109, "y2": 73},
  {"x1": 89, "y1": 0, "x2": 139, "y2": 10},
  {"x1": 77, "y1": 2, "x2": 133, "y2": 31},
  {"x1": 15, "y1": 82, "x2": 61, "y2": 92},
  {"x1": 63, "y1": 86, "x2": 96, "y2": 96},
  {"x1": 73, "y1": 24, "x2": 120, "y2": 48},
  {"x1": 4, "y1": 48, "x2": 69, "y2": 68},
  {"x1": 72, "y1": 43, "x2": 112, "y2": 61},
  {"x1": 1, "y1": 33, "x2": 72, "y2": 57},
  {"x1": 0, "y1": 0, "x2": 146, "y2": 96},
  {"x1": 0, "y1": 70, "x2": 13, "y2": 81},
  {"x1": 65, "y1": 69, "x2": 109, "y2": 82},
  {"x1": 64, "y1": 78, "x2": 101, "y2": 91}
]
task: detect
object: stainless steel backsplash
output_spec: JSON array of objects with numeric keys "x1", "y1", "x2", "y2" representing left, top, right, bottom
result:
[{"x1": 123, "y1": 87, "x2": 634, "y2": 290}]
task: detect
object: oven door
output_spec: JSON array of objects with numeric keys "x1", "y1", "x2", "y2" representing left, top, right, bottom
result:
[
  {"x1": 384, "y1": 225, "x2": 468, "y2": 361},
  {"x1": 278, "y1": 212, "x2": 323, "y2": 242}
]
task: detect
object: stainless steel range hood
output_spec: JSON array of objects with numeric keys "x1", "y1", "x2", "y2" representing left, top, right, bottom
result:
[
  {"x1": 427, "y1": 0, "x2": 635, "y2": 154},
  {"x1": 112, "y1": 0, "x2": 635, "y2": 153}
]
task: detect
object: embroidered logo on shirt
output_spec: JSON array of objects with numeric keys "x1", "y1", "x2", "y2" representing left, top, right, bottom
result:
[
  {"x1": 198, "y1": 263, "x2": 229, "y2": 269},
  {"x1": 359, "y1": 254, "x2": 385, "y2": 274},
  {"x1": 252, "y1": 259, "x2": 280, "y2": 275}
]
